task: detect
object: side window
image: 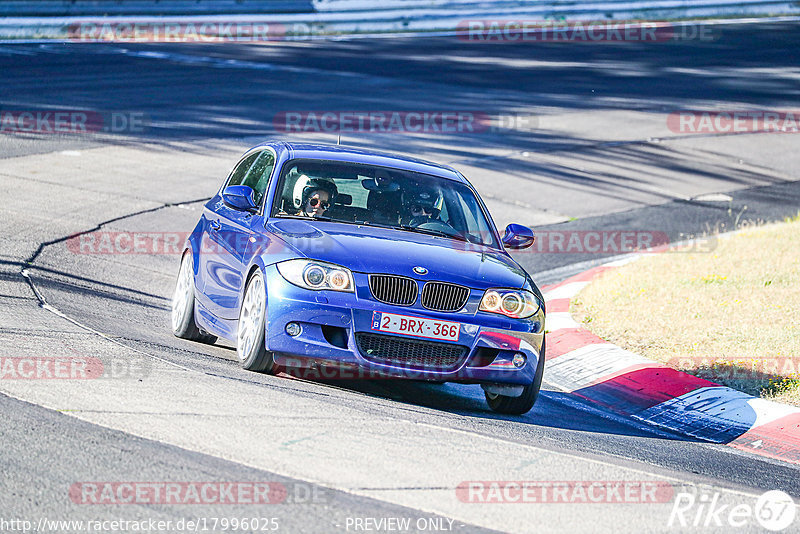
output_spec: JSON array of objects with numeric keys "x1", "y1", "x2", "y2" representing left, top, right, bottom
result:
[
  {"x1": 227, "y1": 152, "x2": 261, "y2": 188},
  {"x1": 241, "y1": 151, "x2": 275, "y2": 206}
]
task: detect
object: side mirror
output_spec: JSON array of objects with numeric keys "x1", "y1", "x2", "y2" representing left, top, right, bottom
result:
[
  {"x1": 502, "y1": 223, "x2": 535, "y2": 249},
  {"x1": 222, "y1": 185, "x2": 258, "y2": 212}
]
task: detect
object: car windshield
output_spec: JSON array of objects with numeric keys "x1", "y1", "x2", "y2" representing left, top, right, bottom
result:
[{"x1": 270, "y1": 159, "x2": 499, "y2": 248}]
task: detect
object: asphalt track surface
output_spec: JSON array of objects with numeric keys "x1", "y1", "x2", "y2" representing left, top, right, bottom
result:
[{"x1": 1, "y1": 21, "x2": 800, "y2": 533}]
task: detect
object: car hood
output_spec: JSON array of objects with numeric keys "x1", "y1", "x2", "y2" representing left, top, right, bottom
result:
[{"x1": 265, "y1": 219, "x2": 528, "y2": 289}]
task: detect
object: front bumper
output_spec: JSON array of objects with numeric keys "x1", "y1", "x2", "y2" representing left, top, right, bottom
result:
[{"x1": 264, "y1": 266, "x2": 544, "y2": 385}]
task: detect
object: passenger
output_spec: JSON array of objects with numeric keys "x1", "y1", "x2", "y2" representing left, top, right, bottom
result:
[
  {"x1": 302, "y1": 188, "x2": 331, "y2": 218},
  {"x1": 292, "y1": 176, "x2": 338, "y2": 218}
]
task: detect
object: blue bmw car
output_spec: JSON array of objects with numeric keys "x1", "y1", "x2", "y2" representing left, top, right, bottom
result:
[{"x1": 172, "y1": 142, "x2": 546, "y2": 414}]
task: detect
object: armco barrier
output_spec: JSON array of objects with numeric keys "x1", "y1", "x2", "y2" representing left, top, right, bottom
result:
[
  {"x1": 313, "y1": 0, "x2": 800, "y2": 22},
  {"x1": 0, "y1": 0, "x2": 314, "y2": 17},
  {"x1": 0, "y1": 1, "x2": 798, "y2": 38}
]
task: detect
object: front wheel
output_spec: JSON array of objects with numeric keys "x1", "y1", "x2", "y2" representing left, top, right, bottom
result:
[
  {"x1": 171, "y1": 251, "x2": 217, "y2": 344},
  {"x1": 485, "y1": 339, "x2": 545, "y2": 415},
  {"x1": 237, "y1": 270, "x2": 276, "y2": 373}
]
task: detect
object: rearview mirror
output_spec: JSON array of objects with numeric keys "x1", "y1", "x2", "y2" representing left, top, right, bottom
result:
[
  {"x1": 502, "y1": 223, "x2": 535, "y2": 249},
  {"x1": 335, "y1": 193, "x2": 353, "y2": 206},
  {"x1": 222, "y1": 185, "x2": 258, "y2": 212}
]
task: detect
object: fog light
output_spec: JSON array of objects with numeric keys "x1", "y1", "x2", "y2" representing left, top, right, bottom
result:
[
  {"x1": 512, "y1": 352, "x2": 526, "y2": 368},
  {"x1": 285, "y1": 322, "x2": 302, "y2": 337}
]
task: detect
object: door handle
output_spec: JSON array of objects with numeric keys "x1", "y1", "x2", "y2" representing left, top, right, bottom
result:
[{"x1": 209, "y1": 220, "x2": 221, "y2": 232}]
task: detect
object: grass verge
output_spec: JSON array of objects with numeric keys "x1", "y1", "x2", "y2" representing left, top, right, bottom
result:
[{"x1": 571, "y1": 214, "x2": 800, "y2": 406}]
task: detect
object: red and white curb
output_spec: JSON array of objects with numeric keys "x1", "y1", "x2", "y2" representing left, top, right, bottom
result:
[{"x1": 540, "y1": 257, "x2": 800, "y2": 465}]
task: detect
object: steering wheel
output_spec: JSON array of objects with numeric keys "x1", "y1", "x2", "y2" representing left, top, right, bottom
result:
[
  {"x1": 411, "y1": 217, "x2": 460, "y2": 237},
  {"x1": 407, "y1": 215, "x2": 431, "y2": 228}
]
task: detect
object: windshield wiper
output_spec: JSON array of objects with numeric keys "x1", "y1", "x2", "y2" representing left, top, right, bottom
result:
[{"x1": 397, "y1": 225, "x2": 469, "y2": 243}]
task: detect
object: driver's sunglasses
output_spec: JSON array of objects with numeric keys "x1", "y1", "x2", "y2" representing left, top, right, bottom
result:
[
  {"x1": 411, "y1": 204, "x2": 432, "y2": 214},
  {"x1": 308, "y1": 198, "x2": 330, "y2": 209}
]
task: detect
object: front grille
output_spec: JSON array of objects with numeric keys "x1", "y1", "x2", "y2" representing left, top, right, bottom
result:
[
  {"x1": 355, "y1": 333, "x2": 468, "y2": 371},
  {"x1": 421, "y1": 282, "x2": 470, "y2": 312},
  {"x1": 369, "y1": 275, "x2": 418, "y2": 306}
]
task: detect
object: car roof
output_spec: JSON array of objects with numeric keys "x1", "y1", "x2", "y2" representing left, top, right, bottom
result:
[{"x1": 253, "y1": 141, "x2": 466, "y2": 183}]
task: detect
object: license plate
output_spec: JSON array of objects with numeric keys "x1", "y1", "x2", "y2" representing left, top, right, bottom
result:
[{"x1": 371, "y1": 312, "x2": 461, "y2": 341}]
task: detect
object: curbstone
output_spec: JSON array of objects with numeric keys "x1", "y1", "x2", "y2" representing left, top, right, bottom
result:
[{"x1": 542, "y1": 253, "x2": 800, "y2": 464}]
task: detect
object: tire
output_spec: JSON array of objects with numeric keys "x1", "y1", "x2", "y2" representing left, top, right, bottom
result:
[
  {"x1": 485, "y1": 339, "x2": 546, "y2": 415},
  {"x1": 237, "y1": 269, "x2": 276, "y2": 373},
  {"x1": 171, "y1": 251, "x2": 217, "y2": 344}
]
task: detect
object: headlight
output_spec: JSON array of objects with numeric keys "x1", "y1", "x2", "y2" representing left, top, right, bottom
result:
[
  {"x1": 276, "y1": 259, "x2": 354, "y2": 292},
  {"x1": 479, "y1": 288, "x2": 540, "y2": 319}
]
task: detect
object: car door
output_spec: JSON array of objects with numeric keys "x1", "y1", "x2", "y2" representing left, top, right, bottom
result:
[
  {"x1": 196, "y1": 151, "x2": 260, "y2": 316},
  {"x1": 201, "y1": 150, "x2": 276, "y2": 319}
]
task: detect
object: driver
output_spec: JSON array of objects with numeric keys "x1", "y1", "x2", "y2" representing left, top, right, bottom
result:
[
  {"x1": 292, "y1": 175, "x2": 338, "y2": 218},
  {"x1": 401, "y1": 186, "x2": 443, "y2": 225}
]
